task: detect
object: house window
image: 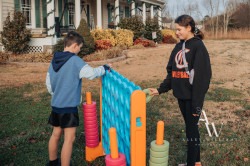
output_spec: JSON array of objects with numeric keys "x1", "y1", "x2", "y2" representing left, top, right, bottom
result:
[
  {"x1": 125, "y1": 6, "x2": 130, "y2": 18},
  {"x1": 68, "y1": 2, "x2": 75, "y2": 28},
  {"x1": 108, "y1": 5, "x2": 115, "y2": 23},
  {"x1": 119, "y1": 7, "x2": 124, "y2": 19},
  {"x1": 21, "y1": 0, "x2": 31, "y2": 26}
]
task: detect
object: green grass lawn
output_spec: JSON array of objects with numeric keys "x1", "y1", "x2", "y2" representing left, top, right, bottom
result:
[{"x1": 0, "y1": 81, "x2": 249, "y2": 166}]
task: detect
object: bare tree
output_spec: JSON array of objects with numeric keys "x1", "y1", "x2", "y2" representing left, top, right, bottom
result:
[
  {"x1": 225, "y1": 0, "x2": 239, "y2": 32},
  {"x1": 222, "y1": 0, "x2": 229, "y2": 35},
  {"x1": 162, "y1": 1, "x2": 169, "y2": 18},
  {"x1": 231, "y1": 0, "x2": 250, "y2": 29},
  {"x1": 215, "y1": 0, "x2": 220, "y2": 38},
  {"x1": 182, "y1": 0, "x2": 200, "y2": 18},
  {"x1": 203, "y1": 0, "x2": 215, "y2": 34}
]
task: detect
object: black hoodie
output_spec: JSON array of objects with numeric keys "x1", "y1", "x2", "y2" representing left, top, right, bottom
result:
[{"x1": 158, "y1": 37, "x2": 212, "y2": 113}]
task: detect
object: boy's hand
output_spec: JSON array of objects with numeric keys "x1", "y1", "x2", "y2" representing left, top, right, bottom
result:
[
  {"x1": 103, "y1": 64, "x2": 112, "y2": 72},
  {"x1": 107, "y1": 63, "x2": 112, "y2": 68},
  {"x1": 148, "y1": 88, "x2": 159, "y2": 96}
]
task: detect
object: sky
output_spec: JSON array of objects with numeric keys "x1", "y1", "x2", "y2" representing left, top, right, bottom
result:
[{"x1": 164, "y1": 0, "x2": 225, "y2": 21}]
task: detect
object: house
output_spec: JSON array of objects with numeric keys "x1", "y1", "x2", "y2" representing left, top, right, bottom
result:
[
  {"x1": 0, "y1": 0, "x2": 165, "y2": 53},
  {"x1": 162, "y1": 16, "x2": 173, "y2": 29}
]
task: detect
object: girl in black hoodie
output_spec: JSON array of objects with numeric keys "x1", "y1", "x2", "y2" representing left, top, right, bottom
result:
[{"x1": 149, "y1": 15, "x2": 212, "y2": 166}]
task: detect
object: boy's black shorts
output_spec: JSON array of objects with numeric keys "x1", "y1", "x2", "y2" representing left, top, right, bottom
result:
[{"x1": 48, "y1": 111, "x2": 79, "y2": 128}]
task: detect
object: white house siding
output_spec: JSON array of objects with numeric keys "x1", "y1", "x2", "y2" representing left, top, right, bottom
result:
[
  {"x1": 1, "y1": 0, "x2": 15, "y2": 31},
  {"x1": 0, "y1": 0, "x2": 2, "y2": 32}
]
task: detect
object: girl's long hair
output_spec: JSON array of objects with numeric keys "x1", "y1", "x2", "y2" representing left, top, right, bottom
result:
[{"x1": 175, "y1": 15, "x2": 204, "y2": 40}]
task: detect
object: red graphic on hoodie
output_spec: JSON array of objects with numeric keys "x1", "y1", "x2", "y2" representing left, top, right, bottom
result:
[{"x1": 175, "y1": 48, "x2": 190, "y2": 69}]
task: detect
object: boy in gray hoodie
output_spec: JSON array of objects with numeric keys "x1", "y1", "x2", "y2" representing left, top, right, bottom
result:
[{"x1": 46, "y1": 31, "x2": 110, "y2": 166}]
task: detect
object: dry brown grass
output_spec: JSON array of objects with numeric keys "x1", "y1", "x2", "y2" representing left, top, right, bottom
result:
[
  {"x1": 204, "y1": 28, "x2": 250, "y2": 40},
  {"x1": 3, "y1": 52, "x2": 52, "y2": 63},
  {"x1": 83, "y1": 47, "x2": 124, "y2": 62},
  {"x1": 0, "y1": 52, "x2": 10, "y2": 63}
]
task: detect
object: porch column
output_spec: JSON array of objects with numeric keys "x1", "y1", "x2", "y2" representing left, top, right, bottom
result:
[
  {"x1": 55, "y1": 0, "x2": 59, "y2": 17},
  {"x1": 142, "y1": 2, "x2": 146, "y2": 24},
  {"x1": 97, "y1": 0, "x2": 102, "y2": 29},
  {"x1": 115, "y1": 0, "x2": 119, "y2": 29},
  {"x1": 158, "y1": 7, "x2": 162, "y2": 30},
  {"x1": 0, "y1": 0, "x2": 2, "y2": 31},
  {"x1": 75, "y1": 0, "x2": 81, "y2": 29},
  {"x1": 131, "y1": 0, "x2": 135, "y2": 16},
  {"x1": 47, "y1": 0, "x2": 55, "y2": 36},
  {"x1": 31, "y1": 0, "x2": 36, "y2": 28},
  {"x1": 150, "y1": 5, "x2": 154, "y2": 19}
]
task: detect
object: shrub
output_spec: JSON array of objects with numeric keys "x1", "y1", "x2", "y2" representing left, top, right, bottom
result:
[
  {"x1": 162, "y1": 35, "x2": 178, "y2": 44},
  {"x1": 91, "y1": 29, "x2": 133, "y2": 48},
  {"x1": 161, "y1": 29, "x2": 178, "y2": 43},
  {"x1": 114, "y1": 29, "x2": 134, "y2": 48},
  {"x1": 0, "y1": 11, "x2": 31, "y2": 54},
  {"x1": 52, "y1": 39, "x2": 64, "y2": 54},
  {"x1": 161, "y1": 29, "x2": 176, "y2": 37},
  {"x1": 133, "y1": 38, "x2": 151, "y2": 47},
  {"x1": 148, "y1": 40, "x2": 157, "y2": 47},
  {"x1": 95, "y1": 40, "x2": 112, "y2": 50},
  {"x1": 91, "y1": 29, "x2": 116, "y2": 46},
  {"x1": 118, "y1": 16, "x2": 145, "y2": 40},
  {"x1": 53, "y1": 19, "x2": 96, "y2": 57},
  {"x1": 76, "y1": 19, "x2": 95, "y2": 57},
  {"x1": 144, "y1": 17, "x2": 162, "y2": 43}
]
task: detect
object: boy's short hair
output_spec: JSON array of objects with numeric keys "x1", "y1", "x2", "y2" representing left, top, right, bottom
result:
[{"x1": 64, "y1": 31, "x2": 84, "y2": 48}]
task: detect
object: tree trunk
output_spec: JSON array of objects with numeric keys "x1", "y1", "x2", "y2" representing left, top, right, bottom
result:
[
  {"x1": 216, "y1": 15, "x2": 219, "y2": 39},
  {"x1": 223, "y1": 12, "x2": 226, "y2": 35}
]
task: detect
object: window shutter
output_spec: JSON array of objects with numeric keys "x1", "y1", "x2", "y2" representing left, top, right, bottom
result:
[
  {"x1": 108, "y1": 6, "x2": 111, "y2": 23},
  {"x1": 64, "y1": 0, "x2": 69, "y2": 26},
  {"x1": 14, "y1": 0, "x2": 20, "y2": 11},
  {"x1": 35, "y1": 0, "x2": 41, "y2": 27},
  {"x1": 125, "y1": 6, "x2": 129, "y2": 18},
  {"x1": 58, "y1": 0, "x2": 62, "y2": 23},
  {"x1": 87, "y1": 4, "x2": 90, "y2": 26},
  {"x1": 42, "y1": 0, "x2": 47, "y2": 28}
]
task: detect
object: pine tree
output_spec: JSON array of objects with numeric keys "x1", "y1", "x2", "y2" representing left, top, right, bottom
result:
[
  {"x1": 52, "y1": 19, "x2": 96, "y2": 57},
  {"x1": 144, "y1": 17, "x2": 162, "y2": 43},
  {"x1": 76, "y1": 19, "x2": 95, "y2": 57},
  {"x1": 0, "y1": 11, "x2": 31, "y2": 54},
  {"x1": 118, "y1": 16, "x2": 145, "y2": 40}
]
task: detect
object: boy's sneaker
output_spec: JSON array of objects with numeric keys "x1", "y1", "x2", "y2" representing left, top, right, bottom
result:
[
  {"x1": 46, "y1": 158, "x2": 61, "y2": 166},
  {"x1": 178, "y1": 164, "x2": 187, "y2": 166},
  {"x1": 46, "y1": 159, "x2": 73, "y2": 166}
]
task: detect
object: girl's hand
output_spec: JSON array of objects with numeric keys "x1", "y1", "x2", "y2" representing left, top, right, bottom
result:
[
  {"x1": 148, "y1": 88, "x2": 159, "y2": 96},
  {"x1": 192, "y1": 114, "x2": 199, "y2": 117}
]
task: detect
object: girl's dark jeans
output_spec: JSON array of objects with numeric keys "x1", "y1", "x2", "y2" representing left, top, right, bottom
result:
[{"x1": 178, "y1": 99, "x2": 203, "y2": 166}]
